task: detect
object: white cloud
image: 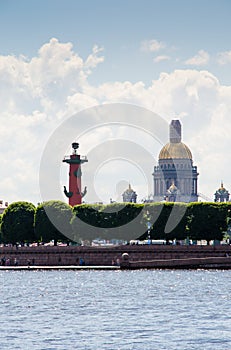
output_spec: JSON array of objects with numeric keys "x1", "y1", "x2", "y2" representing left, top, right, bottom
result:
[
  {"x1": 83, "y1": 69, "x2": 231, "y2": 200},
  {"x1": 0, "y1": 38, "x2": 231, "y2": 205},
  {"x1": 140, "y1": 39, "x2": 165, "y2": 52},
  {"x1": 185, "y1": 50, "x2": 210, "y2": 66},
  {"x1": 85, "y1": 45, "x2": 104, "y2": 69},
  {"x1": 217, "y1": 50, "x2": 231, "y2": 65},
  {"x1": 153, "y1": 55, "x2": 171, "y2": 63},
  {"x1": 0, "y1": 38, "x2": 104, "y2": 204}
]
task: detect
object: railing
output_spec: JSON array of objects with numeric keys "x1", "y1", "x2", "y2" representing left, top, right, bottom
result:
[{"x1": 63, "y1": 155, "x2": 87, "y2": 161}]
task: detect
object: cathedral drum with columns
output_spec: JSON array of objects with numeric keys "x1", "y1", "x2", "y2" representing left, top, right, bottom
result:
[{"x1": 153, "y1": 120, "x2": 199, "y2": 203}]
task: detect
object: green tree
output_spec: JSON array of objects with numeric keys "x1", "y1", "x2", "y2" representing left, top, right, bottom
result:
[
  {"x1": 214, "y1": 202, "x2": 231, "y2": 242},
  {"x1": 139, "y1": 202, "x2": 188, "y2": 242},
  {"x1": 0, "y1": 214, "x2": 3, "y2": 242},
  {"x1": 71, "y1": 204, "x2": 100, "y2": 243},
  {"x1": 156, "y1": 202, "x2": 188, "y2": 241},
  {"x1": 72, "y1": 203, "x2": 144, "y2": 243},
  {"x1": 1, "y1": 202, "x2": 36, "y2": 245},
  {"x1": 34, "y1": 200, "x2": 73, "y2": 245},
  {"x1": 187, "y1": 202, "x2": 227, "y2": 243},
  {"x1": 139, "y1": 203, "x2": 163, "y2": 240}
]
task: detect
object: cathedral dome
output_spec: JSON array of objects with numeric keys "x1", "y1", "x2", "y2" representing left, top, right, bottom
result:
[
  {"x1": 153, "y1": 119, "x2": 198, "y2": 203},
  {"x1": 159, "y1": 142, "x2": 192, "y2": 160}
]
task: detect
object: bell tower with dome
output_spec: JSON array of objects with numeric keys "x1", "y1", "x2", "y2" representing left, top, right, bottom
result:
[
  {"x1": 122, "y1": 183, "x2": 137, "y2": 203},
  {"x1": 214, "y1": 182, "x2": 230, "y2": 202},
  {"x1": 153, "y1": 119, "x2": 199, "y2": 202}
]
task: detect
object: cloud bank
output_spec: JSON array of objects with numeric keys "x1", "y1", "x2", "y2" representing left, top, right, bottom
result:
[{"x1": 0, "y1": 38, "x2": 230, "y2": 204}]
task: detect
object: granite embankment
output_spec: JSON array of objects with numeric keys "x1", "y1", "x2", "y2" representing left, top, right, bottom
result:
[{"x1": 1, "y1": 244, "x2": 231, "y2": 269}]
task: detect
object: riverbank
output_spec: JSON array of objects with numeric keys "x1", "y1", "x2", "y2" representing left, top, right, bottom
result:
[
  {"x1": 0, "y1": 265, "x2": 120, "y2": 270},
  {"x1": 1, "y1": 244, "x2": 231, "y2": 269},
  {"x1": 120, "y1": 256, "x2": 231, "y2": 269}
]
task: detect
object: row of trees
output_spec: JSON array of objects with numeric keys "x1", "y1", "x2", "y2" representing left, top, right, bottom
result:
[
  {"x1": 0, "y1": 200, "x2": 231, "y2": 245},
  {"x1": 0, "y1": 201, "x2": 72, "y2": 246}
]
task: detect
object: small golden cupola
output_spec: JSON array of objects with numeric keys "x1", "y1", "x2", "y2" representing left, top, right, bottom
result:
[
  {"x1": 122, "y1": 183, "x2": 137, "y2": 203},
  {"x1": 214, "y1": 181, "x2": 230, "y2": 202}
]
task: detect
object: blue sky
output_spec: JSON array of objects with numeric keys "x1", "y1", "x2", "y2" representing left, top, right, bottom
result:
[
  {"x1": 0, "y1": 0, "x2": 231, "y2": 204},
  {"x1": 1, "y1": 0, "x2": 231, "y2": 85}
]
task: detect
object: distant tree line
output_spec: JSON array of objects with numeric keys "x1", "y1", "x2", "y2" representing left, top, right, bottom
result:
[{"x1": 0, "y1": 200, "x2": 231, "y2": 245}]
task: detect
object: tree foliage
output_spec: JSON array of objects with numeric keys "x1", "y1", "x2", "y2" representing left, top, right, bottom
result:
[
  {"x1": 187, "y1": 202, "x2": 228, "y2": 243},
  {"x1": 1, "y1": 200, "x2": 231, "y2": 245},
  {"x1": 139, "y1": 202, "x2": 188, "y2": 241},
  {"x1": 0, "y1": 214, "x2": 3, "y2": 240},
  {"x1": 1, "y1": 201, "x2": 36, "y2": 244},
  {"x1": 72, "y1": 203, "x2": 144, "y2": 242},
  {"x1": 34, "y1": 200, "x2": 73, "y2": 245}
]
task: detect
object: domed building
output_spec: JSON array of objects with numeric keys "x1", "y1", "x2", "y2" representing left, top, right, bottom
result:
[
  {"x1": 122, "y1": 184, "x2": 137, "y2": 203},
  {"x1": 214, "y1": 182, "x2": 230, "y2": 202},
  {"x1": 153, "y1": 119, "x2": 199, "y2": 202}
]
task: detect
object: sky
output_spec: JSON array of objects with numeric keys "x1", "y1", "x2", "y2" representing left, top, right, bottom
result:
[{"x1": 0, "y1": 0, "x2": 231, "y2": 205}]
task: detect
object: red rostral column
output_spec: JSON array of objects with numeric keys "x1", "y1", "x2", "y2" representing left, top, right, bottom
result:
[{"x1": 63, "y1": 142, "x2": 88, "y2": 206}]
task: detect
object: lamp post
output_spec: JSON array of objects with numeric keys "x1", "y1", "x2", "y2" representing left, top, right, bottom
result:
[
  {"x1": 226, "y1": 209, "x2": 231, "y2": 244},
  {"x1": 147, "y1": 210, "x2": 152, "y2": 244}
]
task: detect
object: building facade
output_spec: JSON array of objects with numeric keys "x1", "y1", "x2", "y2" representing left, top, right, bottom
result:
[
  {"x1": 0, "y1": 200, "x2": 8, "y2": 214},
  {"x1": 214, "y1": 182, "x2": 230, "y2": 202},
  {"x1": 122, "y1": 184, "x2": 137, "y2": 203},
  {"x1": 153, "y1": 120, "x2": 199, "y2": 202}
]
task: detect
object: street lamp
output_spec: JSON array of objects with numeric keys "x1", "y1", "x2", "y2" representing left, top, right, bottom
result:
[
  {"x1": 226, "y1": 209, "x2": 231, "y2": 244},
  {"x1": 146, "y1": 210, "x2": 152, "y2": 244}
]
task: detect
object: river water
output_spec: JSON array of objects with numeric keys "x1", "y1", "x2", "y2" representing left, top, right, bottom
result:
[{"x1": 1, "y1": 269, "x2": 231, "y2": 350}]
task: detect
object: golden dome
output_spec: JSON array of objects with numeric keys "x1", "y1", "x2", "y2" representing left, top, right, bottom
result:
[
  {"x1": 125, "y1": 184, "x2": 134, "y2": 193},
  {"x1": 159, "y1": 142, "x2": 192, "y2": 160},
  {"x1": 218, "y1": 182, "x2": 227, "y2": 193}
]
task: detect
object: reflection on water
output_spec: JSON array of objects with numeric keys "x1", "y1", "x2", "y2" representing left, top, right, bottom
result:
[{"x1": 1, "y1": 269, "x2": 231, "y2": 349}]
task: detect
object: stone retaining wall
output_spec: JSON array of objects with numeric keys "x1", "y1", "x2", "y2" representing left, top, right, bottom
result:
[{"x1": 0, "y1": 244, "x2": 231, "y2": 267}]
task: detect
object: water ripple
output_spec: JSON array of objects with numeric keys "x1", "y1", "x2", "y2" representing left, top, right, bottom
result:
[{"x1": 1, "y1": 270, "x2": 231, "y2": 349}]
